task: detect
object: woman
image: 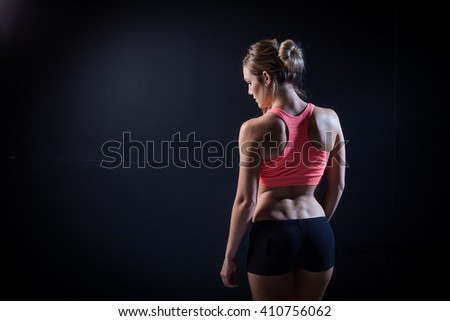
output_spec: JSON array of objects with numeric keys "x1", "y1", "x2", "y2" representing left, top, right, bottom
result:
[{"x1": 220, "y1": 39, "x2": 346, "y2": 300}]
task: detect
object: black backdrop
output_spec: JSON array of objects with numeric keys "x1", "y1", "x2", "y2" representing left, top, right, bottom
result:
[{"x1": 2, "y1": 0, "x2": 448, "y2": 300}]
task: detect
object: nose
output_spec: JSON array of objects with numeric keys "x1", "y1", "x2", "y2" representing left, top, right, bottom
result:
[{"x1": 247, "y1": 87, "x2": 252, "y2": 96}]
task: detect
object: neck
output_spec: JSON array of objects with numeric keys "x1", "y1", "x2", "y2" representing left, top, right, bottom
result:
[{"x1": 271, "y1": 83, "x2": 304, "y2": 110}]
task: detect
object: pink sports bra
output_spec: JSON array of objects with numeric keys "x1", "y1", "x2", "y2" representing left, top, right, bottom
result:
[{"x1": 259, "y1": 103, "x2": 328, "y2": 186}]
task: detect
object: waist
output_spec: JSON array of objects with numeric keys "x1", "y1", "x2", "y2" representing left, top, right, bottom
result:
[{"x1": 254, "y1": 186, "x2": 325, "y2": 222}]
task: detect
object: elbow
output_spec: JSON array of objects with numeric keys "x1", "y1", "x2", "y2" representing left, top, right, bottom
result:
[
  {"x1": 331, "y1": 175, "x2": 345, "y2": 193},
  {"x1": 234, "y1": 197, "x2": 257, "y2": 211},
  {"x1": 232, "y1": 198, "x2": 256, "y2": 222},
  {"x1": 326, "y1": 177, "x2": 345, "y2": 194},
  {"x1": 334, "y1": 182, "x2": 345, "y2": 199}
]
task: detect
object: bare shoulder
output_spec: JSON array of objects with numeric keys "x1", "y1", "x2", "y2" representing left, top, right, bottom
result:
[
  {"x1": 312, "y1": 105, "x2": 342, "y2": 130},
  {"x1": 239, "y1": 112, "x2": 283, "y2": 140},
  {"x1": 313, "y1": 105, "x2": 340, "y2": 120}
]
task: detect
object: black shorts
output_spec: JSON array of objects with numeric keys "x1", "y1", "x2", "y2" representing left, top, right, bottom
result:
[{"x1": 246, "y1": 217, "x2": 335, "y2": 275}]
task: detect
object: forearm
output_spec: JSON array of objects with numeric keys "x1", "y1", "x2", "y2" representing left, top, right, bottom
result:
[
  {"x1": 320, "y1": 184, "x2": 344, "y2": 220},
  {"x1": 224, "y1": 201, "x2": 255, "y2": 260}
]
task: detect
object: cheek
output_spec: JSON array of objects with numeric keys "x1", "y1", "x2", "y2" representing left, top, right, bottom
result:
[
  {"x1": 258, "y1": 87, "x2": 268, "y2": 102},
  {"x1": 253, "y1": 85, "x2": 263, "y2": 97}
]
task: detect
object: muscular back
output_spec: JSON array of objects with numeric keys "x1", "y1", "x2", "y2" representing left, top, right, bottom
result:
[{"x1": 249, "y1": 103, "x2": 344, "y2": 221}]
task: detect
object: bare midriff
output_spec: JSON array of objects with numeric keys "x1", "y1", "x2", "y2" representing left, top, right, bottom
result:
[{"x1": 253, "y1": 184, "x2": 325, "y2": 222}]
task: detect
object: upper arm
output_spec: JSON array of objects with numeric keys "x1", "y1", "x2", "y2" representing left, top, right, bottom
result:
[
  {"x1": 324, "y1": 111, "x2": 346, "y2": 188},
  {"x1": 234, "y1": 120, "x2": 261, "y2": 204}
]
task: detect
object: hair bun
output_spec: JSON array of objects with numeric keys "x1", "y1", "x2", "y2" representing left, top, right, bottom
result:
[{"x1": 278, "y1": 39, "x2": 304, "y2": 74}]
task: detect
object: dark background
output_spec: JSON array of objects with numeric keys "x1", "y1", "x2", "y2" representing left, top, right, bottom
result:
[{"x1": 2, "y1": 0, "x2": 448, "y2": 300}]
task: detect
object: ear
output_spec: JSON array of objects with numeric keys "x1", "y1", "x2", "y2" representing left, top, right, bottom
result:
[{"x1": 262, "y1": 71, "x2": 272, "y2": 87}]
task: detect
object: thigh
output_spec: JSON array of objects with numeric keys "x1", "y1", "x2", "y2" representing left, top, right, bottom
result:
[
  {"x1": 247, "y1": 271, "x2": 295, "y2": 300},
  {"x1": 293, "y1": 267, "x2": 333, "y2": 300}
]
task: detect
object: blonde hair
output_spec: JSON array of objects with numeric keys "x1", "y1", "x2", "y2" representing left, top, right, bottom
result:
[{"x1": 243, "y1": 38, "x2": 306, "y2": 99}]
